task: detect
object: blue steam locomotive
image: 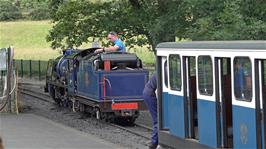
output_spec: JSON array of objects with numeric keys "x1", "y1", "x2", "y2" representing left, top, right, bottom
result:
[{"x1": 45, "y1": 48, "x2": 148, "y2": 123}]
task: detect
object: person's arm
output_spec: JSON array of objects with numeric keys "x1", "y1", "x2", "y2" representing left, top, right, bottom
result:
[
  {"x1": 105, "y1": 45, "x2": 119, "y2": 52},
  {"x1": 94, "y1": 45, "x2": 119, "y2": 53}
]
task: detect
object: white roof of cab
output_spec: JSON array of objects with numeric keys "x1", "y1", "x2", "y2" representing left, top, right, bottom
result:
[{"x1": 156, "y1": 41, "x2": 266, "y2": 50}]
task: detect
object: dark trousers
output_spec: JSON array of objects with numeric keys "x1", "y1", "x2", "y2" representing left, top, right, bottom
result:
[{"x1": 143, "y1": 94, "x2": 158, "y2": 145}]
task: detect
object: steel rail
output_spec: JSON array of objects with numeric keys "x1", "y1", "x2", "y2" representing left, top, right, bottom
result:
[
  {"x1": 18, "y1": 87, "x2": 52, "y2": 103},
  {"x1": 19, "y1": 85, "x2": 152, "y2": 141},
  {"x1": 135, "y1": 123, "x2": 152, "y2": 131},
  {"x1": 109, "y1": 123, "x2": 150, "y2": 140}
]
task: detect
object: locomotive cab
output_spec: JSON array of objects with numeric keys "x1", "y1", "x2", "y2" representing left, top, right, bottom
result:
[{"x1": 93, "y1": 52, "x2": 142, "y2": 71}]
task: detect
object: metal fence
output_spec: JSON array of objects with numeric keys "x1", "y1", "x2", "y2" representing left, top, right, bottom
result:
[
  {"x1": 2, "y1": 59, "x2": 155, "y2": 80},
  {"x1": 14, "y1": 60, "x2": 48, "y2": 80}
]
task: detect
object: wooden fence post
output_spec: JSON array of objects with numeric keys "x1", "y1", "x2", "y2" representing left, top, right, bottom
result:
[{"x1": 7, "y1": 47, "x2": 14, "y2": 112}]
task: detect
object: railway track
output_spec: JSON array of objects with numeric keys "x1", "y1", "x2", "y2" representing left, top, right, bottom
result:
[
  {"x1": 18, "y1": 83, "x2": 152, "y2": 141},
  {"x1": 18, "y1": 85, "x2": 52, "y2": 103},
  {"x1": 109, "y1": 123, "x2": 150, "y2": 140}
]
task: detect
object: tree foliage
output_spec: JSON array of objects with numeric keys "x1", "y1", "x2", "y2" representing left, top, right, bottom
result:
[
  {"x1": 47, "y1": 0, "x2": 187, "y2": 50},
  {"x1": 21, "y1": 0, "x2": 51, "y2": 20},
  {"x1": 47, "y1": 0, "x2": 266, "y2": 51},
  {"x1": 0, "y1": 0, "x2": 22, "y2": 21},
  {"x1": 0, "y1": 0, "x2": 52, "y2": 20},
  {"x1": 185, "y1": 0, "x2": 266, "y2": 40}
]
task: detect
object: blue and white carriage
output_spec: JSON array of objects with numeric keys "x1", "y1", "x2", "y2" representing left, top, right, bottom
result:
[{"x1": 156, "y1": 41, "x2": 266, "y2": 148}]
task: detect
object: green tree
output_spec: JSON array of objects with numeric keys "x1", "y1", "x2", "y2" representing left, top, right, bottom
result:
[
  {"x1": 47, "y1": 0, "x2": 266, "y2": 51},
  {"x1": 49, "y1": 0, "x2": 66, "y2": 19},
  {"x1": 185, "y1": 0, "x2": 266, "y2": 40},
  {"x1": 20, "y1": 0, "x2": 51, "y2": 20},
  {"x1": 0, "y1": 0, "x2": 22, "y2": 21},
  {"x1": 47, "y1": 0, "x2": 187, "y2": 50}
]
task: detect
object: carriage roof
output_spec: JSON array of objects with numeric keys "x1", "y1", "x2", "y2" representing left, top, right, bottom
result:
[{"x1": 156, "y1": 41, "x2": 266, "y2": 51}]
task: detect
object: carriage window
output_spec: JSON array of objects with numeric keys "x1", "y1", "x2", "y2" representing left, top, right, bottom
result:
[
  {"x1": 169, "y1": 55, "x2": 181, "y2": 91},
  {"x1": 198, "y1": 56, "x2": 213, "y2": 95},
  {"x1": 164, "y1": 60, "x2": 168, "y2": 87},
  {"x1": 234, "y1": 57, "x2": 252, "y2": 101}
]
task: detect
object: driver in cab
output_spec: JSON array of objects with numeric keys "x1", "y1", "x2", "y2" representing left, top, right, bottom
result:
[{"x1": 95, "y1": 31, "x2": 126, "y2": 53}]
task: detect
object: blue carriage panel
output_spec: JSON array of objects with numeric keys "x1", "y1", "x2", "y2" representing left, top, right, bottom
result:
[
  {"x1": 162, "y1": 92, "x2": 170, "y2": 129},
  {"x1": 99, "y1": 71, "x2": 148, "y2": 101},
  {"x1": 77, "y1": 62, "x2": 99, "y2": 100},
  {"x1": 168, "y1": 94, "x2": 185, "y2": 138},
  {"x1": 233, "y1": 105, "x2": 257, "y2": 149},
  {"x1": 197, "y1": 99, "x2": 218, "y2": 148}
]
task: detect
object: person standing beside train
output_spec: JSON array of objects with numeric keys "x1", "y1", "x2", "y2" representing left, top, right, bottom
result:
[
  {"x1": 95, "y1": 31, "x2": 126, "y2": 53},
  {"x1": 0, "y1": 136, "x2": 4, "y2": 149},
  {"x1": 234, "y1": 61, "x2": 245, "y2": 98},
  {"x1": 143, "y1": 72, "x2": 158, "y2": 149}
]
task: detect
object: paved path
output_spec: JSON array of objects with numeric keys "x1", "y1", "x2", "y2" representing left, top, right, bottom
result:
[{"x1": 0, "y1": 114, "x2": 119, "y2": 149}]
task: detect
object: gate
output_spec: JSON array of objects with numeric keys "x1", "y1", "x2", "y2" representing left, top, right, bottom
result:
[{"x1": 0, "y1": 47, "x2": 17, "y2": 113}]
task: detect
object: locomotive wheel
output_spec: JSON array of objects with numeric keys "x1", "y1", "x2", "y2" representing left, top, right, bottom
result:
[
  {"x1": 107, "y1": 113, "x2": 116, "y2": 123},
  {"x1": 49, "y1": 85, "x2": 61, "y2": 105},
  {"x1": 95, "y1": 107, "x2": 101, "y2": 120},
  {"x1": 61, "y1": 100, "x2": 67, "y2": 107},
  {"x1": 126, "y1": 117, "x2": 136, "y2": 125},
  {"x1": 72, "y1": 100, "x2": 83, "y2": 112},
  {"x1": 115, "y1": 117, "x2": 136, "y2": 125},
  {"x1": 79, "y1": 103, "x2": 85, "y2": 112},
  {"x1": 101, "y1": 112, "x2": 107, "y2": 121}
]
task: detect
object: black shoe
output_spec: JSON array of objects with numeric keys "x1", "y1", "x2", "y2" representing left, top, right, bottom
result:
[{"x1": 148, "y1": 143, "x2": 158, "y2": 149}]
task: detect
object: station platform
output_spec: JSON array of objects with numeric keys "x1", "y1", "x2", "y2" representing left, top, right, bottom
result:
[{"x1": 0, "y1": 114, "x2": 119, "y2": 149}]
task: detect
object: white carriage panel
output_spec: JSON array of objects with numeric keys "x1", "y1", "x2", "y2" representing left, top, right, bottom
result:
[
  {"x1": 167, "y1": 54, "x2": 183, "y2": 96},
  {"x1": 211, "y1": 50, "x2": 266, "y2": 58},
  {"x1": 211, "y1": 50, "x2": 257, "y2": 108},
  {"x1": 157, "y1": 48, "x2": 171, "y2": 56},
  {"x1": 231, "y1": 56, "x2": 255, "y2": 109},
  {"x1": 167, "y1": 89, "x2": 183, "y2": 96},
  {"x1": 259, "y1": 61, "x2": 263, "y2": 109},
  {"x1": 162, "y1": 57, "x2": 170, "y2": 93},
  {"x1": 157, "y1": 48, "x2": 266, "y2": 58},
  {"x1": 196, "y1": 55, "x2": 216, "y2": 102},
  {"x1": 197, "y1": 94, "x2": 216, "y2": 101}
]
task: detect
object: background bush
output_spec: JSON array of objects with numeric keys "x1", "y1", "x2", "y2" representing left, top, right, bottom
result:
[
  {"x1": 0, "y1": 0, "x2": 22, "y2": 21},
  {"x1": 29, "y1": 6, "x2": 50, "y2": 20}
]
